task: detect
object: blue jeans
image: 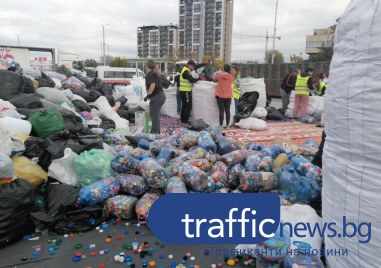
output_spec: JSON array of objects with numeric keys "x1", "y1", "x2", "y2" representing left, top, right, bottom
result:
[
  {"x1": 176, "y1": 87, "x2": 181, "y2": 114},
  {"x1": 234, "y1": 98, "x2": 239, "y2": 114}
]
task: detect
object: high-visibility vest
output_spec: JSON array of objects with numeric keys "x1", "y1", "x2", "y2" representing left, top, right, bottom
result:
[
  {"x1": 179, "y1": 66, "x2": 193, "y2": 92},
  {"x1": 318, "y1": 82, "x2": 326, "y2": 96},
  {"x1": 295, "y1": 74, "x2": 310, "y2": 95},
  {"x1": 233, "y1": 76, "x2": 241, "y2": 99}
]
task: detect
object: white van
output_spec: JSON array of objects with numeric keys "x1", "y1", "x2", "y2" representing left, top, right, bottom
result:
[{"x1": 95, "y1": 66, "x2": 145, "y2": 85}]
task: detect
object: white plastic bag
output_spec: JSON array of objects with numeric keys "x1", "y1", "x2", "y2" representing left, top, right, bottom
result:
[
  {"x1": 48, "y1": 148, "x2": 78, "y2": 186},
  {"x1": 251, "y1": 107, "x2": 268, "y2": 118},
  {"x1": 52, "y1": 78, "x2": 63, "y2": 89},
  {"x1": 94, "y1": 96, "x2": 129, "y2": 130},
  {"x1": 36, "y1": 87, "x2": 71, "y2": 105},
  {"x1": 0, "y1": 117, "x2": 32, "y2": 135},
  {"x1": 235, "y1": 117, "x2": 268, "y2": 130},
  {"x1": 160, "y1": 86, "x2": 178, "y2": 117},
  {"x1": 0, "y1": 129, "x2": 12, "y2": 156},
  {"x1": 285, "y1": 91, "x2": 325, "y2": 118}
]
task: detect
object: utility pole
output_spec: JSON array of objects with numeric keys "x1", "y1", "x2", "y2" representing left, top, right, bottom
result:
[
  {"x1": 17, "y1": 34, "x2": 23, "y2": 46},
  {"x1": 108, "y1": 45, "x2": 110, "y2": 58},
  {"x1": 100, "y1": 23, "x2": 109, "y2": 66},
  {"x1": 198, "y1": 0, "x2": 205, "y2": 63},
  {"x1": 271, "y1": 0, "x2": 279, "y2": 64}
]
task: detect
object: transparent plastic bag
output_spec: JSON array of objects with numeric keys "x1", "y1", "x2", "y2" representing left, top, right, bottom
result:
[
  {"x1": 112, "y1": 154, "x2": 141, "y2": 174},
  {"x1": 186, "y1": 158, "x2": 212, "y2": 172},
  {"x1": 171, "y1": 162, "x2": 211, "y2": 192},
  {"x1": 221, "y1": 150, "x2": 247, "y2": 168},
  {"x1": 197, "y1": 131, "x2": 217, "y2": 153},
  {"x1": 216, "y1": 136, "x2": 232, "y2": 155},
  {"x1": 208, "y1": 161, "x2": 229, "y2": 186},
  {"x1": 257, "y1": 225, "x2": 291, "y2": 262},
  {"x1": 105, "y1": 195, "x2": 138, "y2": 220},
  {"x1": 12, "y1": 156, "x2": 47, "y2": 188},
  {"x1": 62, "y1": 76, "x2": 86, "y2": 90},
  {"x1": 165, "y1": 177, "x2": 188, "y2": 193},
  {"x1": 117, "y1": 174, "x2": 147, "y2": 196},
  {"x1": 74, "y1": 149, "x2": 115, "y2": 186},
  {"x1": 227, "y1": 164, "x2": 245, "y2": 189},
  {"x1": 272, "y1": 153, "x2": 290, "y2": 173},
  {"x1": 135, "y1": 192, "x2": 160, "y2": 224},
  {"x1": 238, "y1": 172, "x2": 278, "y2": 192},
  {"x1": 258, "y1": 156, "x2": 274, "y2": 172},
  {"x1": 205, "y1": 125, "x2": 223, "y2": 141},
  {"x1": 178, "y1": 133, "x2": 199, "y2": 149},
  {"x1": 244, "y1": 152, "x2": 263, "y2": 172},
  {"x1": 77, "y1": 177, "x2": 120, "y2": 206},
  {"x1": 138, "y1": 158, "x2": 168, "y2": 188},
  {"x1": 156, "y1": 148, "x2": 176, "y2": 167},
  {"x1": 189, "y1": 147, "x2": 219, "y2": 163}
]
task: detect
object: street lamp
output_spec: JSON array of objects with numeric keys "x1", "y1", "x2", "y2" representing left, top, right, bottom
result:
[
  {"x1": 100, "y1": 23, "x2": 109, "y2": 66},
  {"x1": 17, "y1": 34, "x2": 24, "y2": 46},
  {"x1": 271, "y1": 0, "x2": 279, "y2": 64}
]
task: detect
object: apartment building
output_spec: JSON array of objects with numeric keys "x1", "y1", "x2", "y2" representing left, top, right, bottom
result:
[
  {"x1": 305, "y1": 28, "x2": 334, "y2": 55},
  {"x1": 137, "y1": 24, "x2": 178, "y2": 58}
]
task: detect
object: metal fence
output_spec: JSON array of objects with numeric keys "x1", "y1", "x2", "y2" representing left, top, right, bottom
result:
[{"x1": 234, "y1": 62, "x2": 331, "y2": 97}]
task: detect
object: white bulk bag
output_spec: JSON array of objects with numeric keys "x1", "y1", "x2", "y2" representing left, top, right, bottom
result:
[
  {"x1": 235, "y1": 117, "x2": 268, "y2": 130},
  {"x1": 192, "y1": 81, "x2": 235, "y2": 126},
  {"x1": 323, "y1": 1, "x2": 381, "y2": 267},
  {"x1": 285, "y1": 91, "x2": 324, "y2": 118},
  {"x1": 160, "y1": 86, "x2": 178, "y2": 117}
]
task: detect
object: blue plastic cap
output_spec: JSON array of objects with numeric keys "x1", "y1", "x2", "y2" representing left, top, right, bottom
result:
[{"x1": 293, "y1": 241, "x2": 312, "y2": 254}]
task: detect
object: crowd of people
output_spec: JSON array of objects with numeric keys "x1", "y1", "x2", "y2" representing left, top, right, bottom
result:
[{"x1": 144, "y1": 59, "x2": 242, "y2": 133}]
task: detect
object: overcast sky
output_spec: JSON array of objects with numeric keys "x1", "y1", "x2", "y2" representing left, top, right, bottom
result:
[{"x1": 0, "y1": 0, "x2": 350, "y2": 63}]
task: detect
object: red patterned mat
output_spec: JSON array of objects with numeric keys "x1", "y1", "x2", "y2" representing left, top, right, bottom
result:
[{"x1": 222, "y1": 122, "x2": 323, "y2": 146}]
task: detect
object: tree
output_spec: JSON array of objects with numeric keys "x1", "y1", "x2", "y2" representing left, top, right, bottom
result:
[
  {"x1": 84, "y1": 59, "x2": 98, "y2": 68},
  {"x1": 212, "y1": 58, "x2": 224, "y2": 70},
  {"x1": 265, "y1": 50, "x2": 284, "y2": 64},
  {"x1": 290, "y1": 54, "x2": 304, "y2": 64},
  {"x1": 110, "y1": 57, "x2": 128, "y2": 67}
]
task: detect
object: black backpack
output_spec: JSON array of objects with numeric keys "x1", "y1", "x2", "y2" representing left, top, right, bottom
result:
[{"x1": 161, "y1": 76, "x2": 171, "y2": 89}]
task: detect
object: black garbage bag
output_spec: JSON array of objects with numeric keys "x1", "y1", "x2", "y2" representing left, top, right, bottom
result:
[
  {"x1": 71, "y1": 89, "x2": 92, "y2": 102},
  {"x1": 125, "y1": 135, "x2": 153, "y2": 146},
  {"x1": 0, "y1": 179, "x2": 35, "y2": 248},
  {"x1": 204, "y1": 63, "x2": 215, "y2": 81},
  {"x1": 72, "y1": 99, "x2": 91, "y2": 112},
  {"x1": 161, "y1": 76, "x2": 171, "y2": 89},
  {"x1": 36, "y1": 72, "x2": 56, "y2": 88},
  {"x1": 265, "y1": 106, "x2": 277, "y2": 114},
  {"x1": 126, "y1": 106, "x2": 145, "y2": 123},
  {"x1": 24, "y1": 137, "x2": 45, "y2": 158},
  {"x1": 9, "y1": 94, "x2": 43, "y2": 109},
  {"x1": 267, "y1": 110, "x2": 286, "y2": 121},
  {"x1": 277, "y1": 108, "x2": 286, "y2": 115},
  {"x1": 89, "y1": 105, "x2": 99, "y2": 110},
  {"x1": 116, "y1": 96, "x2": 128, "y2": 105},
  {"x1": 105, "y1": 94, "x2": 116, "y2": 107},
  {"x1": 0, "y1": 70, "x2": 36, "y2": 100},
  {"x1": 73, "y1": 74, "x2": 92, "y2": 88},
  {"x1": 89, "y1": 89, "x2": 102, "y2": 102},
  {"x1": 98, "y1": 115, "x2": 116, "y2": 129},
  {"x1": 237, "y1": 91, "x2": 259, "y2": 116},
  {"x1": 117, "y1": 106, "x2": 130, "y2": 120},
  {"x1": 17, "y1": 108, "x2": 44, "y2": 119},
  {"x1": 56, "y1": 65, "x2": 73, "y2": 77},
  {"x1": 58, "y1": 108, "x2": 86, "y2": 134},
  {"x1": 189, "y1": 119, "x2": 209, "y2": 131},
  {"x1": 37, "y1": 130, "x2": 104, "y2": 171}
]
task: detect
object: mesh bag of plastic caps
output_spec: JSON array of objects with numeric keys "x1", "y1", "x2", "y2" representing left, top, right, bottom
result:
[
  {"x1": 297, "y1": 177, "x2": 321, "y2": 203},
  {"x1": 130, "y1": 148, "x2": 154, "y2": 161},
  {"x1": 239, "y1": 172, "x2": 278, "y2": 192},
  {"x1": 208, "y1": 161, "x2": 229, "y2": 185},
  {"x1": 117, "y1": 174, "x2": 147, "y2": 196},
  {"x1": 112, "y1": 154, "x2": 141, "y2": 174},
  {"x1": 165, "y1": 177, "x2": 188, "y2": 193},
  {"x1": 103, "y1": 129, "x2": 128, "y2": 146},
  {"x1": 227, "y1": 164, "x2": 245, "y2": 189},
  {"x1": 258, "y1": 156, "x2": 274, "y2": 172},
  {"x1": 172, "y1": 162, "x2": 211, "y2": 192},
  {"x1": 197, "y1": 131, "x2": 217, "y2": 153},
  {"x1": 257, "y1": 225, "x2": 291, "y2": 261},
  {"x1": 167, "y1": 134, "x2": 181, "y2": 147},
  {"x1": 289, "y1": 154, "x2": 320, "y2": 178},
  {"x1": 276, "y1": 165, "x2": 301, "y2": 193},
  {"x1": 246, "y1": 142, "x2": 264, "y2": 151},
  {"x1": 149, "y1": 140, "x2": 167, "y2": 155},
  {"x1": 221, "y1": 150, "x2": 247, "y2": 168},
  {"x1": 300, "y1": 115, "x2": 316, "y2": 124},
  {"x1": 185, "y1": 159, "x2": 212, "y2": 172},
  {"x1": 167, "y1": 153, "x2": 194, "y2": 169},
  {"x1": 216, "y1": 136, "x2": 232, "y2": 155},
  {"x1": 205, "y1": 125, "x2": 223, "y2": 140},
  {"x1": 189, "y1": 147, "x2": 219, "y2": 163},
  {"x1": 138, "y1": 158, "x2": 168, "y2": 188},
  {"x1": 135, "y1": 192, "x2": 160, "y2": 224},
  {"x1": 156, "y1": 148, "x2": 176, "y2": 167},
  {"x1": 230, "y1": 141, "x2": 243, "y2": 151},
  {"x1": 178, "y1": 133, "x2": 199, "y2": 149},
  {"x1": 272, "y1": 153, "x2": 290, "y2": 173},
  {"x1": 214, "y1": 188, "x2": 229, "y2": 193},
  {"x1": 105, "y1": 195, "x2": 138, "y2": 219},
  {"x1": 74, "y1": 149, "x2": 115, "y2": 186},
  {"x1": 244, "y1": 152, "x2": 263, "y2": 172},
  {"x1": 77, "y1": 177, "x2": 120, "y2": 205},
  {"x1": 62, "y1": 76, "x2": 86, "y2": 90}
]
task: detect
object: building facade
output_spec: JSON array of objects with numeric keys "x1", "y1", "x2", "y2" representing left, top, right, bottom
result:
[
  {"x1": 305, "y1": 28, "x2": 334, "y2": 55},
  {"x1": 137, "y1": 24, "x2": 178, "y2": 58},
  {"x1": 179, "y1": 0, "x2": 234, "y2": 63}
]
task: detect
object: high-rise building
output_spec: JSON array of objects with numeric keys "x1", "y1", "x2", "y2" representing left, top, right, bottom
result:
[
  {"x1": 179, "y1": 0, "x2": 234, "y2": 63},
  {"x1": 137, "y1": 24, "x2": 178, "y2": 58},
  {"x1": 305, "y1": 28, "x2": 334, "y2": 55}
]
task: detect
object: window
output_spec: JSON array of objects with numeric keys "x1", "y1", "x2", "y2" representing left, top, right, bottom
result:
[
  {"x1": 193, "y1": 30, "x2": 200, "y2": 43},
  {"x1": 104, "y1": 71, "x2": 136, "y2": 79},
  {"x1": 194, "y1": 3, "x2": 201, "y2": 12},
  {"x1": 193, "y1": 14, "x2": 201, "y2": 28},
  {"x1": 180, "y1": 17, "x2": 185, "y2": 29},
  {"x1": 216, "y1": 1, "x2": 222, "y2": 11},
  {"x1": 306, "y1": 41, "x2": 328, "y2": 48}
]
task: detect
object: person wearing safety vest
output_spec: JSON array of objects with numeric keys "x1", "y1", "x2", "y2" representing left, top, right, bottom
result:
[
  {"x1": 292, "y1": 67, "x2": 314, "y2": 118},
  {"x1": 318, "y1": 81, "x2": 326, "y2": 96},
  {"x1": 231, "y1": 65, "x2": 241, "y2": 114},
  {"x1": 179, "y1": 60, "x2": 200, "y2": 124}
]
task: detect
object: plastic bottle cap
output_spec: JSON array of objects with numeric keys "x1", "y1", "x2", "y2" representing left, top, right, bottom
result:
[
  {"x1": 72, "y1": 256, "x2": 81, "y2": 262},
  {"x1": 90, "y1": 252, "x2": 96, "y2": 257},
  {"x1": 81, "y1": 255, "x2": 86, "y2": 259},
  {"x1": 104, "y1": 249, "x2": 110, "y2": 254},
  {"x1": 125, "y1": 222, "x2": 130, "y2": 226},
  {"x1": 186, "y1": 252, "x2": 192, "y2": 257},
  {"x1": 227, "y1": 259, "x2": 235, "y2": 266},
  {"x1": 168, "y1": 255, "x2": 174, "y2": 259},
  {"x1": 99, "y1": 229, "x2": 104, "y2": 233},
  {"x1": 114, "y1": 255, "x2": 120, "y2": 262},
  {"x1": 105, "y1": 238, "x2": 112, "y2": 243},
  {"x1": 75, "y1": 251, "x2": 82, "y2": 257},
  {"x1": 99, "y1": 250, "x2": 105, "y2": 255},
  {"x1": 118, "y1": 256, "x2": 125, "y2": 263},
  {"x1": 75, "y1": 243, "x2": 82, "y2": 249},
  {"x1": 99, "y1": 264, "x2": 105, "y2": 268},
  {"x1": 190, "y1": 256, "x2": 195, "y2": 261},
  {"x1": 149, "y1": 261, "x2": 156, "y2": 267},
  {"x1": 116, "y1": 236, "x2": 122, "y2": 240}
]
